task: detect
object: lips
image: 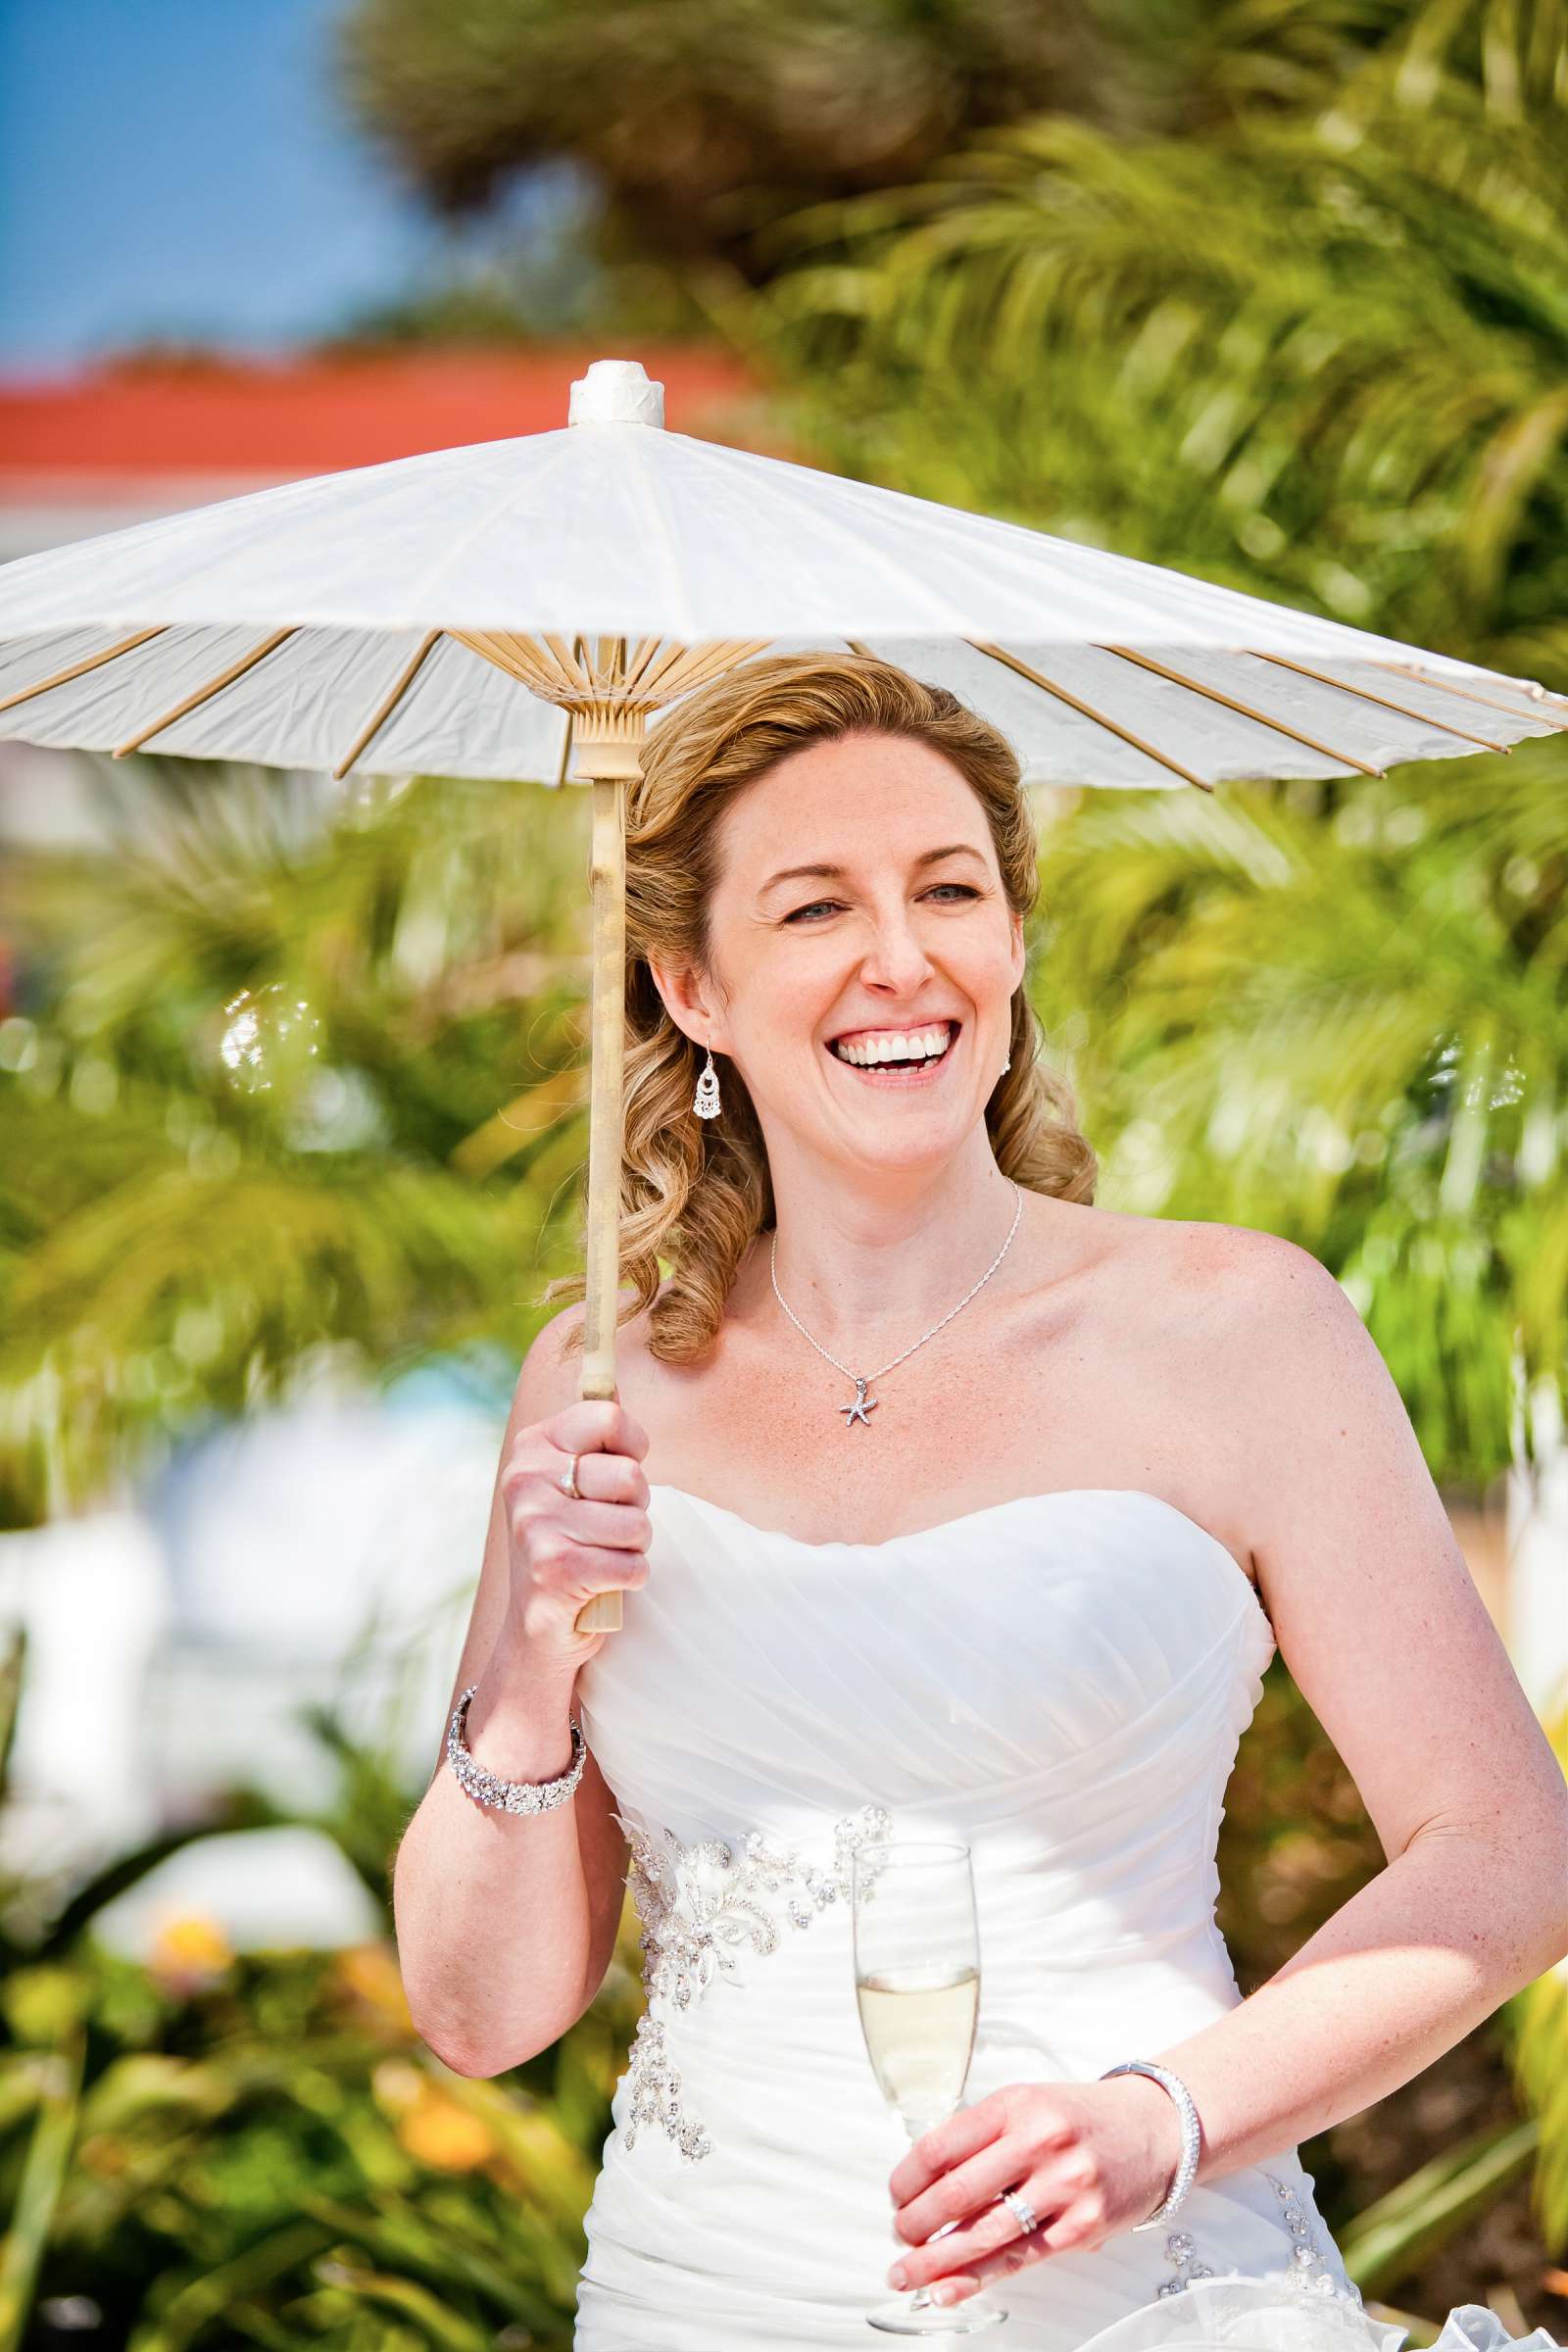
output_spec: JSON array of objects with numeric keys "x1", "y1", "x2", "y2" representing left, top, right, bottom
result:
[
  {"x1": 825, "y1": 1017, "x2": 961, "y2": 1079},
  {"x1": 828, "y1": 1017, "x2": 960, "y2": 1059}
]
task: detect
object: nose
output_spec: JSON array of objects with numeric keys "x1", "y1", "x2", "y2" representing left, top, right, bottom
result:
[{"x1": 857, "y1": 899, "x2": 936, "y2": 996}]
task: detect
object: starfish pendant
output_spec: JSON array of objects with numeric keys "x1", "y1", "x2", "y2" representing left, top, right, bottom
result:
[{"x1": 841, "y1": 1376, "x2": 879, "y2": 1428}]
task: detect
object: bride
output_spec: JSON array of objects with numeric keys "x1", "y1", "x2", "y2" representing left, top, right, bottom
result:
[{"x1": 392, "y1": 653, "x2": 1568, "y2": 2351}]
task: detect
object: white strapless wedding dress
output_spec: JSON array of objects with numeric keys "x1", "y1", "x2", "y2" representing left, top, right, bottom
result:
[{"x1": 570, "y1": 1484, "x2": 1558, "y2": 2352}]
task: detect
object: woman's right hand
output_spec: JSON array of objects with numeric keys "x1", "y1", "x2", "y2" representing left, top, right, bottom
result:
[{"x1": 500, "y1": 1399, "x2": 653, "y2": 1670}]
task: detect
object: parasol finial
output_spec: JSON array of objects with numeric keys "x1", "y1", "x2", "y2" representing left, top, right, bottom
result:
[{"x1": 567, "y1": 359, "x2": 665, "y2": 428}]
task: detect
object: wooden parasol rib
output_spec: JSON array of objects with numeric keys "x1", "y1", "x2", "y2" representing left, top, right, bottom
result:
[
  {"x1": 555, "y1": 709, "x2": 576, "y2": 789},
  {"x1": 0, "y1": 625, "x2": 168, "y2": 716},
  {"x1": 620, "y1": 637, "x2": 669, "y2": 697},
  {"x1": 1384, "y1": 662, "x2": 1568, "y2": 735},
  {"x1": 113, "y1": 627, "x2": 297, "y2": 758},
  {"x1": 966, "y1": 641, "x2": 1215, "y2": 792},
  {"x1": 542, "y1": 633, "x2": 595, "y2": 694},
  {"x1": 1100, "y1": 646, "x2": 1385, "y2": 778},
  {"x1": 450, "y1": 629, "x2": 564, "y2": 698},
  {"x1": 1249, "y1": 655, "x2": 1507, "y2": 753},
  {"x1": 333, "y1": 630, "x2": 442, "y2": 780}
]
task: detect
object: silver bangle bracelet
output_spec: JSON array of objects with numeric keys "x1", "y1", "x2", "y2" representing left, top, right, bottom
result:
[
  {"x1": 1099, "y1": 2060, "x2": 1202, "y2": 2229},
  {"x1": 446, "y1": 1684, "x2": 587, "y2": 1814}
]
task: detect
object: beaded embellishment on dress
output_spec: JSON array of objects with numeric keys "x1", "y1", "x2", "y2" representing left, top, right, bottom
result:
[
  {"x1": 613, "y1": 1804, "x2": 894, "y2": 2161},
  {"x1": 1267, "y1": 2172, "x2": 1365, "y2": 2304},
  {"x1": 1157, "y1": 2226, "x2": 1216, "y2": 2295},
  {"x1": 1156, "y1": 2174, "x2": 1365, "y2": 2305}
]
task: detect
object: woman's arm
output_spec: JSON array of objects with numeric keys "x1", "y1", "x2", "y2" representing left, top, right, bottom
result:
[
  {"x1": 392, "y1": 1308, "x2": 632, "y2": 2077},
  {"x1": 1146, "y1": 1229, "x2": 1568, "y2": 2184},
  {"x1": 884, "y1": 1225, "x2": 1567, "y2": 2306}
]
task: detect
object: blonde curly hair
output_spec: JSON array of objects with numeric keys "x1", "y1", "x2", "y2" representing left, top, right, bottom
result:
[{"x1": 544, "y1": 651, "x2": 1097, "y2": 1362}]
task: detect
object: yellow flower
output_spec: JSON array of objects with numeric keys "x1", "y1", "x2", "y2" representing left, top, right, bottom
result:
[
  {"x1": 397, "y1": 2088, "x2": 499, "y2": 2172},
  {"x1": 148, "y1": 1911, "x2": 233, "y2": 1986}
]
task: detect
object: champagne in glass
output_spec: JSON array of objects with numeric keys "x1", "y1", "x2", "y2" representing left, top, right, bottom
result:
[{"x1": 852, "y1": 1839, "x2": 1008, "y2": 2336}]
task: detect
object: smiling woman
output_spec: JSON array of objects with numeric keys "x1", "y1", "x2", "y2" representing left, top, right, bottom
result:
[
  {"x1": 540, "y1": 650, "x2": 1097, "y2": 1364},
  {"x1": 402, "y1": 648, "x2": 1568, "y2": 2352}
]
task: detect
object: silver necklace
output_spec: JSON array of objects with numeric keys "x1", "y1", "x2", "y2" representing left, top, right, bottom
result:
[{"x1": 769, "y1": 1180, "x2": 1024, "y2": 1428}]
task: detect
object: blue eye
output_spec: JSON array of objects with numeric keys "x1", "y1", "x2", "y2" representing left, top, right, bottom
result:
[{"x1": 783, "y1": 884, "x2": 981, "y2": 924}]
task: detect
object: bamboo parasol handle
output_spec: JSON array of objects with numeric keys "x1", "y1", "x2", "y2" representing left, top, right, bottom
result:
[
  {"x1": 516, "y1": 649, "x2": 766, "y2": 1639},
  {"x1": 451, "y1": 633, "x2": 769, "y2": 1640},
  {"x1": 574, "y1": 763, "x2": 633, "y2": 1635}
]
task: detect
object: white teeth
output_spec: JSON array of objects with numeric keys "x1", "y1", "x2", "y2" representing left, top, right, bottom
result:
[{"x1": 832, "y1": 1022, "x2": 954, "y2": 1067}]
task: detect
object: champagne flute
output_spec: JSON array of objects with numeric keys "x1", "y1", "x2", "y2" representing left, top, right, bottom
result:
[{"x1": 852, "y1": 1838, "x2": 1008, "y2": 2336}]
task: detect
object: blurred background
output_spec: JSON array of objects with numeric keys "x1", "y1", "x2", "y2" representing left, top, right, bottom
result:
[{"x1": 1, "y1": 0, "x2": 1565, "y2": 2345}]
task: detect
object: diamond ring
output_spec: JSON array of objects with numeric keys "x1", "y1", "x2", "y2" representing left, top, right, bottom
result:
[{"x1": 997, "y1": 2185, "x2": 1038, "y2": 2235}]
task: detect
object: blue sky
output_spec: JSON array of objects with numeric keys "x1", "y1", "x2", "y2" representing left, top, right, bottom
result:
[{"x1": 0, "y1": 0, "x2": 544, "y2": 371}]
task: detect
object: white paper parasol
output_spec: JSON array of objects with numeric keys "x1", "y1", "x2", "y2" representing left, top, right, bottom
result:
[{"x1": 2, "y1": 355, "x2": 1563, "y2": 1633}]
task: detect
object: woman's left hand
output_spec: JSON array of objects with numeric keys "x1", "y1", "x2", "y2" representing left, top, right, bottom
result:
[{"x1": 885, "y1": 2077, "x2": 1185, "y2": 2307}]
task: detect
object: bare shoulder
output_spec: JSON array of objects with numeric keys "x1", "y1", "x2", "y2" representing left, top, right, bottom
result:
[
  {"x1": 1144, "y1": 1216, "x2": 1389, "y2": 1470},
  {"x1": 1189, "y1": 1215, "x2": 1336, "y2": 1291},
  {"x1": 514, "y1": 1278, "x2": 677, "y2": 1422},
  {"x1": 1158, "y1": 1215, "x2": 1352, "y2": 1330},
  {"x1": 1047, "y1": 1202, "x2": 1346, "y2": 1332},
  {"x1": 1085, "y1": 1213, "x2": 1396, "y2": 1585},
  {"x1": 1201, "y1": 1221, "x2": 1423, "y2": 1504}
]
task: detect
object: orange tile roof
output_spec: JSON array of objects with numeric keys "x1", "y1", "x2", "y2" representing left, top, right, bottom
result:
[{"x1": 0, "y1": 345, "x2": 771, "y2": 489}]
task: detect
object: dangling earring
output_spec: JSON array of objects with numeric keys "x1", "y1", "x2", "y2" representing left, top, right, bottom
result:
[
  {"x1": 693, "y1": 1045, "x2": 722, "y2": 1119},
  {"x1": 1003, "y1": 1054, "x2": 1011, "y2": 1072}
]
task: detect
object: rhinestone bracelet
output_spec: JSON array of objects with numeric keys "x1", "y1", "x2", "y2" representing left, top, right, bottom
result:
[
  {"x1": 1100, "y1": 2060, "x2": 1202, "y2": 2228},
  {"x1": 446, "y1": 1684, "x2": 587, "y2": 1814}
]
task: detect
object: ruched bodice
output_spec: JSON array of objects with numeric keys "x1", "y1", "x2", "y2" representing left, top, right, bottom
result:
[{"x1": 564, "y1": 1486, "x2": 1510, "y2": 2352}]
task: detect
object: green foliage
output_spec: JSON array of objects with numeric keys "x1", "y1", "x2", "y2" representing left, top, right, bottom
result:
[
  {"x1": 0, "y1": 1928, "x2": 641, "y2": 2350},
  {"x1": 738, "y1": 1, "x2": 1568, "y2": 679},
  {"x1": 0, "y1": 759, "x2": 597, "y2": 1528},
  {"x1": 0, "y1": 1694, "x2": 645, "y2": 2350},
  {"x1": 1337, "y1": 2118, "x2": 1544, "y2": 2299},
  {"x1": 0, "y1": 2033, "x2": 83, "y2": 2351},
  {"x1": 336, "y1": 0, "x2": 1122, "y2": 272},
  {"x1": 1499, "y1": 1698, "x2": 1568, "y2": 2255}
]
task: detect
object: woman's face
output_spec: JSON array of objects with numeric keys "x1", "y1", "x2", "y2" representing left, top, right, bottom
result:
[{"x1": 662, "y1": 729, "x2": 1026, "y2": 1176}]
